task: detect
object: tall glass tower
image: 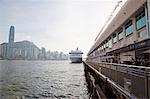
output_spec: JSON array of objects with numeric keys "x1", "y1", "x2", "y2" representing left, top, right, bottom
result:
[{"x1": 7, "y1": 26, "x2": 15, "y2": 59}]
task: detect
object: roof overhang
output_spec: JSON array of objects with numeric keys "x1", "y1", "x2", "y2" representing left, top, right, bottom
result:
[{"x1": 87, "y1": 0, "x2": 145, "y2": 55}]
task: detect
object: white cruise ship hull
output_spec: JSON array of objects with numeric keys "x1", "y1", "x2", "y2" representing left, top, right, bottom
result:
[
  {"x1": 69, "y1": 48, "x2": 83, "y2": 63},
  {"x1": 70, "y1": 58, "x2": 82, "y2": 63}
]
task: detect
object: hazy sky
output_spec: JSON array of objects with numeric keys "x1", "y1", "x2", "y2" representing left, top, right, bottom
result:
[{"x1": 0, "y1": 0, "x2": 123, "y2": 57}]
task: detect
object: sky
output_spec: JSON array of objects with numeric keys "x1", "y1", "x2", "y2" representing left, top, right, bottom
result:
[{"x1": 0, "y1": 0, "x2": 123, "y2": 57}]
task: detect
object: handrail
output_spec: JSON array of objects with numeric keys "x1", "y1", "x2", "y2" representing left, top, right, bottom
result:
[
  {"x1": 84, "y1": 61, "x2": 136, "y2": 99},
  {"x1": 84, "y1": 61, "x2": 150, "y2": 98},
  {"x1": 88, "y1": 61, "x2": 150, "y2": 70}
]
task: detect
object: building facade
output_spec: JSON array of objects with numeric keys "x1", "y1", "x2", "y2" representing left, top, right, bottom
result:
[
  {"x1": 0, "y1": 43, "x2": 8, "y2": 59},
  {"x1": 87, "y1": 0, "x2": 150, "y2": 66},
  {"x1": 0, "y1": 44, "x2": 1, "y2": 59},
  {"x1": 13, "y1": 41, "x2": 40, "y2": 60},
  {"x1": 0, "y1": 41, "x2": 40, "y2": 60}
]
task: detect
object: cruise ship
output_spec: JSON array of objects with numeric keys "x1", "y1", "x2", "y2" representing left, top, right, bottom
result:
[{"x1": 69, "y1": 48, "x2": 83, "y2": 63}]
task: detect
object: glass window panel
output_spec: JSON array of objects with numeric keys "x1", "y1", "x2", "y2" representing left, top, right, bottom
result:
[
  {"x1": 105, "y1": 43, "x2": 107, "y2": 48},
  {"x1": 136, "y1": 16, "x2": 146, "y2": 29},
  {"x1": 104, "y1": 43, "x2": 106, "y2": 48},
  {"x1": 113, "y1": 35, "x2": 117, "y2": 43},
  {"x1": 119, "y1": 31, "x2": 123, "y2": 40},
  {"x1": 108, "y1": 39, "x2": 112, "y2": 48},
  {"x1": 126, "y1": 25, "x2": 133, "y2": 36},
  {"x1": 106, "y1": 41, "x2": 108, "y2": 48}
]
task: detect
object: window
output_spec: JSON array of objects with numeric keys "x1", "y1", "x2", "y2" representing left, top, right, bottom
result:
[
  {"x1": 105, "y1": 43, "x2": 107, "y2": 48},
  {"x1": 98, "y1": 47, "x2": 100, "y2": 52},
  {"x1": 93, "y1": 51, "x2": 95, "y2": 57},
  {"x1": 102, "y1": 44, "x2": 104, "y2": 50},
  {"x1": 103, "y1": 43, "x2": 106, "y2": 49},
  {"x1": 113, "y1": 33, "x2": 117, "y2": 43},
  {"x1": 125, "y1": 20, "x2": 133, "y2": 36},
  {"x1": 106, "y1": 40, "x2": 108, "y2": 48},
  {"x1": 108, "y1": 38, "x2": 112, "y2": 48},
  {"x1": 136, "y1": 9, "x2": 146, "y2": 30},
  {"x1": 118, "y1": 31, "x2": 123, "y2": 40},
  {"x1": 99, "y1": 47, "x2": 101, "y2": 51},
  {"x1": 103, "y1": 44, "x2": 105, "y2": 50}
]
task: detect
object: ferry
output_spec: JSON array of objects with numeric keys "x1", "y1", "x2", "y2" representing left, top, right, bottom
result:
[{"x1": 69, "y1": 48, "x2": 83, "y2": 63}]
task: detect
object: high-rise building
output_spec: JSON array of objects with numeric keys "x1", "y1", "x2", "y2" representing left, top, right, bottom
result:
[
  {"x1": 13, "y1": 40, "x2": 40, "y2": 60},
  {"x1": 0, "y1": 44, "x2": 1, "y2": 58},
  {"x1": 7, "y1": 26, "x2": 15, "y2": 59},
  {"x1": 42, "y1": 47, "x2": 46, "y2": 59},
  {"x1": 0, "y1": 43, "x2": 7, "y2": 59}
]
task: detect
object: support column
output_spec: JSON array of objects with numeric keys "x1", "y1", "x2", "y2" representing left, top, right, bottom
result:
[
  {"x1": 132, "y1": 17, "x2": 138, "y2": 42},
  {"x1": 122, "y1": 26, "x2": 127, "y2": 47},
  {"x1": 146, "y1": 0, "x2": 150, "y2": 37}
]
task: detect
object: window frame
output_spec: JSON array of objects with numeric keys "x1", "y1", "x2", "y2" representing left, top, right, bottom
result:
[
  {"x1": 108, "y1": 38, "x2": 112, "y2": 49},
  {"x1": 113, "y1": 33, "x2": 117, "y2": 43},
  {"x1": 105, "y1": 40, "x2": 109, "y2": 48},
  {"x1": 118, "y1": 30, "x2": 124, "y2": 41},
  {"x1": 136, "y1": 9, "x2": 146, "y2": 30},
  {"x1": 125, "y1": 20, "x2": 134, "y2": 36}
]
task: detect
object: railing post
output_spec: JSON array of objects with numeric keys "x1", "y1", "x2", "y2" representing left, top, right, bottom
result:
[
  {"x1": 145, "y1": 68, "x2": 149, "y2": 98},
  {"x1": 109, "y1": 64, "x2": 110, "y2": 78},
  {"x1": 126, "y1": 66, "x2": 129, "y2": 74},
  {"x1": 116, "y1": 64, "x2": 118, "y2": 84}
]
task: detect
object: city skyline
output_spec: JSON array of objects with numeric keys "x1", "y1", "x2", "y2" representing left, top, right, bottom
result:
[
  {"x1": 0, "y1": 0, "x2": 124, "y2": 57},
  {"x1": 0, "y1": 26, "x2": 69, "y2": 60},
  {"x1": 1, "y1": 26, "x2": 69, "y2": 55}
]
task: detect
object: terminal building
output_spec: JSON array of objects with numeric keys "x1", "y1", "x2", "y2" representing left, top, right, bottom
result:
[
  {"x1": 87, "y1": 0, "x2": 150, "y2": 66},
  {"x1": 84, "y1": 0, "x2": 150, "y2": 98}
]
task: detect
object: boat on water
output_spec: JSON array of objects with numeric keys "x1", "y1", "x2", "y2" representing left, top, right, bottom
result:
[{"x1": 69, "y1": 48, "x2": 83, "y2": 63}]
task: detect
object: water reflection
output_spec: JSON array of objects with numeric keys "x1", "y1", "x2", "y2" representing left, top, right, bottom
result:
[{"x1": 0, "y1": 60, "x2": 89, "y2": 99}]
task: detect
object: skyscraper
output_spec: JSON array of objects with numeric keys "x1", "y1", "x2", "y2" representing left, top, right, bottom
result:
[
  {"x1": 41, "y1": 47, "x2": 46, "y2": 59},
  {"x1": 7, "y1": 26, "x2": 15, "y2": 59}
]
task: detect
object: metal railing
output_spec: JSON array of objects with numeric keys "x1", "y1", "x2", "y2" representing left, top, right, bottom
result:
[{"x1": 86, "y1": 61, "x2": 150, "y2": 98}]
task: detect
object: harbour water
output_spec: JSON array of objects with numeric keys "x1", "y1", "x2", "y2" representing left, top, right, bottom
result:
[{"x1": 0, "y1": 60, "x2": 89, "y2": 99}]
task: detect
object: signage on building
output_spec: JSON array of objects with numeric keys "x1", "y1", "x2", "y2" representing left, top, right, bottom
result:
[{"x1": 135, "y1": 39, "x2": 150, "y2": 49}]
